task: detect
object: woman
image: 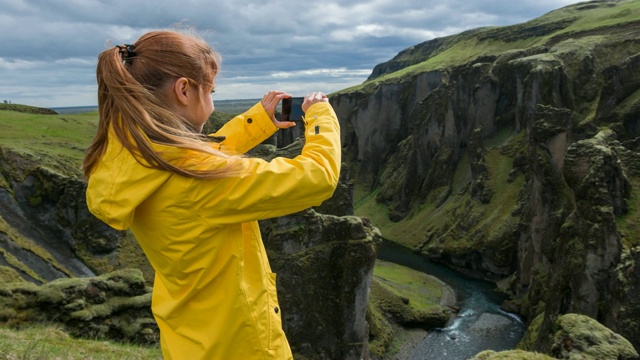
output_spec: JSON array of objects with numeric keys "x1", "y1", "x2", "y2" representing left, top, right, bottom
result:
[{"x1": 83, "y1": 30, "x2": 341, "y2": 359}]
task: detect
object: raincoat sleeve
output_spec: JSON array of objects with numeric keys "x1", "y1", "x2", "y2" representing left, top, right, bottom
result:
[
  {"x1": 208, "y1": 102, "x2": 277, "y2": 154},
  {"x1": 190, "y1": 101, "x2": 341, "y2": 224}
]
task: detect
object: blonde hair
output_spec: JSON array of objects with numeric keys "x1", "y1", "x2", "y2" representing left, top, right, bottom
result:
[{"x1": 83, "y1": 30, "x2": 238, "y2": 179}]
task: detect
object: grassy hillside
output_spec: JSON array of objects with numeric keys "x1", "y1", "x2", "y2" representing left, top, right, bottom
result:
[
  {"x1": 0, "y1": 105, "x2": 238, "y2": 178},
  {"x1": 0, "y1": 109, "x2": 98, "y2": 177},
  {"x1": 0, "y1": 325, "x2": 161, "y2": 360},
  {"x1": 337, "y1": 0, "x2": 640, "y2": 95},
  {"x1": 0, "y1": 103, "x2": 57, "y2": 115}
]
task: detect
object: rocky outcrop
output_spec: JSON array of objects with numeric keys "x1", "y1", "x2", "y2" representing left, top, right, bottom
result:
[
  {"x1": 518, "y1": 313, "x2": 639, "y2": 360},
  {"x1": 470, "y1": 350, "x2": 554, "y2": 360},
  {"x1": 0, "y1": 268, "x2": 157, "y2": 345},
  {"x1": 331, "y1": 0, "x2": 640, "y2": 354},
  {"x1": 261, "y1": 211, "x2": 380, "y2": 360},
  {"x1": 0, "y1": 146, "x2": 152, "y2": 283},
  {"x1": 518, "y1": 127, "x2": 635, "y2": 351}
]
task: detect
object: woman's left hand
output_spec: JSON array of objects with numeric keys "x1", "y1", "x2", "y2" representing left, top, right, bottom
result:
[{"x1": 261, "y1": 90, "x2": 296, "y2": 129}]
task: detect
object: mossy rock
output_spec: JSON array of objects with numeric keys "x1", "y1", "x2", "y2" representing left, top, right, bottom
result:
[
  {"x1": 0, "y1": 265, "x2": 27, "y2": 284},
  {"x1": 0, "y1": 268, "x2": 157, "y2": 345},
  {"x1": 367, "y1": 260, "x2": 456, "y2": 358},
  {"x1": 549, "y1": 313, "x2": 639, "y2": 360},
  {"x1": 470, "y1": 349, "x2": 554, "y2": 360}
]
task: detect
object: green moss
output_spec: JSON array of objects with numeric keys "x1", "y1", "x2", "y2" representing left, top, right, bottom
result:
[
  {"x1": 70, "y1": 294, "x2": 152, "y2": 321},
  {"x1": 115, "y1": 232, "x2": 154, "y2": 284},
  {"x1": 617, "y1": 186, "x2": 640, "y2": 249},
  {"x1": 518, "y1": 313, "x2": 545, "y2": 351},
  {"x1": 0, "y1": 249, "x2": 44, "y2": 284},
  {"x1": 0, "y1": 266, "x2": 26, "y2": 283},
  {"x1": 374, "y1": 260, "x2": 446, "y2": 308},
  {"x1": 0, "y1": 172, "x2": 9, "y2": 190},
  {"x1": 366, "y1": 302, "x2": 394, "y2": 358},
  {"x1": 470, "y1": 349, "x2": 554, "y2": 360},
  {"x1": 368, "y1": 260, "x2": 454, "y2": 358},
  {"x1": 617, "y1": 87, "x2": 640, "y2": 114},
  {"x1": 521, "y1": 269, "x2": 551, "y2": 321},
  {"x1": 34, "y1": 277, "x2": 88, "y2": 304},
  {"x1": 421, "y1": 147, "x2": 524, "y2": 263},
  {"x1": 356, "y1": 190, "x2": 437, "y2": 249},
  {"x1": 552, "y1": 313, "x2": 639, "y2": 359},
  {"x1": 0, "y1": 215, "x2": 73, "y2": 278}
]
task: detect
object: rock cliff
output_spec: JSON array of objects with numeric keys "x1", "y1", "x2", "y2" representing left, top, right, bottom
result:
[{"x1": 332, "y1": 0, "x2": 640, "y2": 354}]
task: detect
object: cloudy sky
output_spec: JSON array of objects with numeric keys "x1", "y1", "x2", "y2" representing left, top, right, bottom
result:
[{"x1": 0, "y1": 0, "x2": 587, "y2": 108}]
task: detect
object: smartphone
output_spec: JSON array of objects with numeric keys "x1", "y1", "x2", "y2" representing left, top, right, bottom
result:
[{"x1": 281, "y1": 97, "x2": 304, "y2": 122}]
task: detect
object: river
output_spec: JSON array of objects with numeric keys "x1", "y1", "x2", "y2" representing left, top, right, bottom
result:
[{"x1": 378, "y1": 240, "x2": 526, "y2": 360}]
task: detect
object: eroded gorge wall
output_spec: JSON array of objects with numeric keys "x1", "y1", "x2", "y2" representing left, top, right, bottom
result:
[{"x1": 331, "y1": 29, "x2": 640, "y2": 351}]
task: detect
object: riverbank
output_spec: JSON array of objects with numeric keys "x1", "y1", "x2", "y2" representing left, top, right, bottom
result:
[
  {"x1": 368, "y1": 259, "x2": 458, "y2": 359},
  {"x1": 389, "y1": 273, "x2": 458, "y2": 359},
  {"x1": 377, "y1": 240, "x2": 526, "y2": 360}
]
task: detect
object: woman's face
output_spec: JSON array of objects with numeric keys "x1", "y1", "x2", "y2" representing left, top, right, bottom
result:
[{"x1": 185, "y1": 82, "x2": 215, "y2": 132}]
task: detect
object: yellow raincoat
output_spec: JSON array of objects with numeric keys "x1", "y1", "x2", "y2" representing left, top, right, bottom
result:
[{"x1": 86, "y1": 102, "x2": 341, "y2": 359}]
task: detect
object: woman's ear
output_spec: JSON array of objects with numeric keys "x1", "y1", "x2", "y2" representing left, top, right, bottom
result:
[{"x1": 172, "y1": 77, "x2": 190, "y2": 106}]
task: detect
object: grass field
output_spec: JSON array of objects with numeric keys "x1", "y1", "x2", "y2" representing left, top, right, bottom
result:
[
  {"x1": 0, "y1": 108, "x2": 98, "y2": 177},
  {"x1": 0, "y1": 325, "x2": 162, "y2": 360},
  {"x1": 0, "y1": 99, "x2": 256, "y2": 178}
]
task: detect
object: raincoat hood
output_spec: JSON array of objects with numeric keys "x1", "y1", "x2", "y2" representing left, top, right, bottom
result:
[{"x1": 86, "y1": 127, "x2": 172, "y2": 230}]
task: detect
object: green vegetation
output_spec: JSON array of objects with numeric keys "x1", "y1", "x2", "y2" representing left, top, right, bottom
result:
[
  {"x1": 355, "y1": 129, "x2": 525, "y2": 258},
  {"x1": 0, "y1": 324, "x2": 161, "y2": 360},
  {"x1": 617, "y1": 177, "x2": 640, "y2": 248},
  {"x1": 0, "y1": 215, "x2": 73, "y2": 280},
  {"x1": 0, "y1": 104, "x2": 238, "y2": 176},
  {"x1": 0, "y1": 103, "x2": 57, "y2": 115},
  {"x1": 470, "y1": 350, "x2": 554, "y2": 360},
  {"x1": 356, "y1": 187, "x2": 440, "y2": 249},
  {"x1": 555, "y1": 313, "x2": 638, "y2": 359},
  {"x1": 373, "y1": 260, "x2": 446, "y2": 309},
  {"x1": 212, "y1": 99, "x2": 260, "y2": 117},
  {"x1": 0, "y1": 109, "x2": 98, "y2": 177},
  {"x1": 368, "y1": 260, "x2": 454, "y2": 358},
  {"x1": 335, "y1": 0, "x2": 640, "y2": 97}
]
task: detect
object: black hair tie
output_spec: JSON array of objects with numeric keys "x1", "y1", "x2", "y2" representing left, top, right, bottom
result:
[{"x1": 117, "y1": 44, "x2": 136, "y2": 61}]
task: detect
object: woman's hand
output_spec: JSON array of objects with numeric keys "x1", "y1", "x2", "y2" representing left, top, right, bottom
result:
[
  {"x1": 261, "y1": 90, "x2": 295, "y2": 129},
  {"x1": 302, "y1": 92, "x2": 328, "y2": 113}
]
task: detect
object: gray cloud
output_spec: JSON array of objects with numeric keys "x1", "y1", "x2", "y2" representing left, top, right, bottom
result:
[{"x1": 0, "y1": 0, "x2": 586, "y2": 107}]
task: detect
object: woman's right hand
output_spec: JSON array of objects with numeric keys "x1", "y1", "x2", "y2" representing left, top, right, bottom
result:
[
  {"x1": 302, "y1": 92, "x2": 328, "y2": 113},
  {"x1": 261, "y1": 90, "x2": 296, "y2": 129},
  {"x1": 261, "y1": 90, "x2": 290, "y2": 120}
]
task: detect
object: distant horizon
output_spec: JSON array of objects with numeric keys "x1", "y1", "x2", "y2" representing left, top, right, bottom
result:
[
  {"x1": 46, "y1": 98, "x2": 265, "y2": 115},
  {"x1": 49, "y1": 98, "x2": 263, "y2": 109}
]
